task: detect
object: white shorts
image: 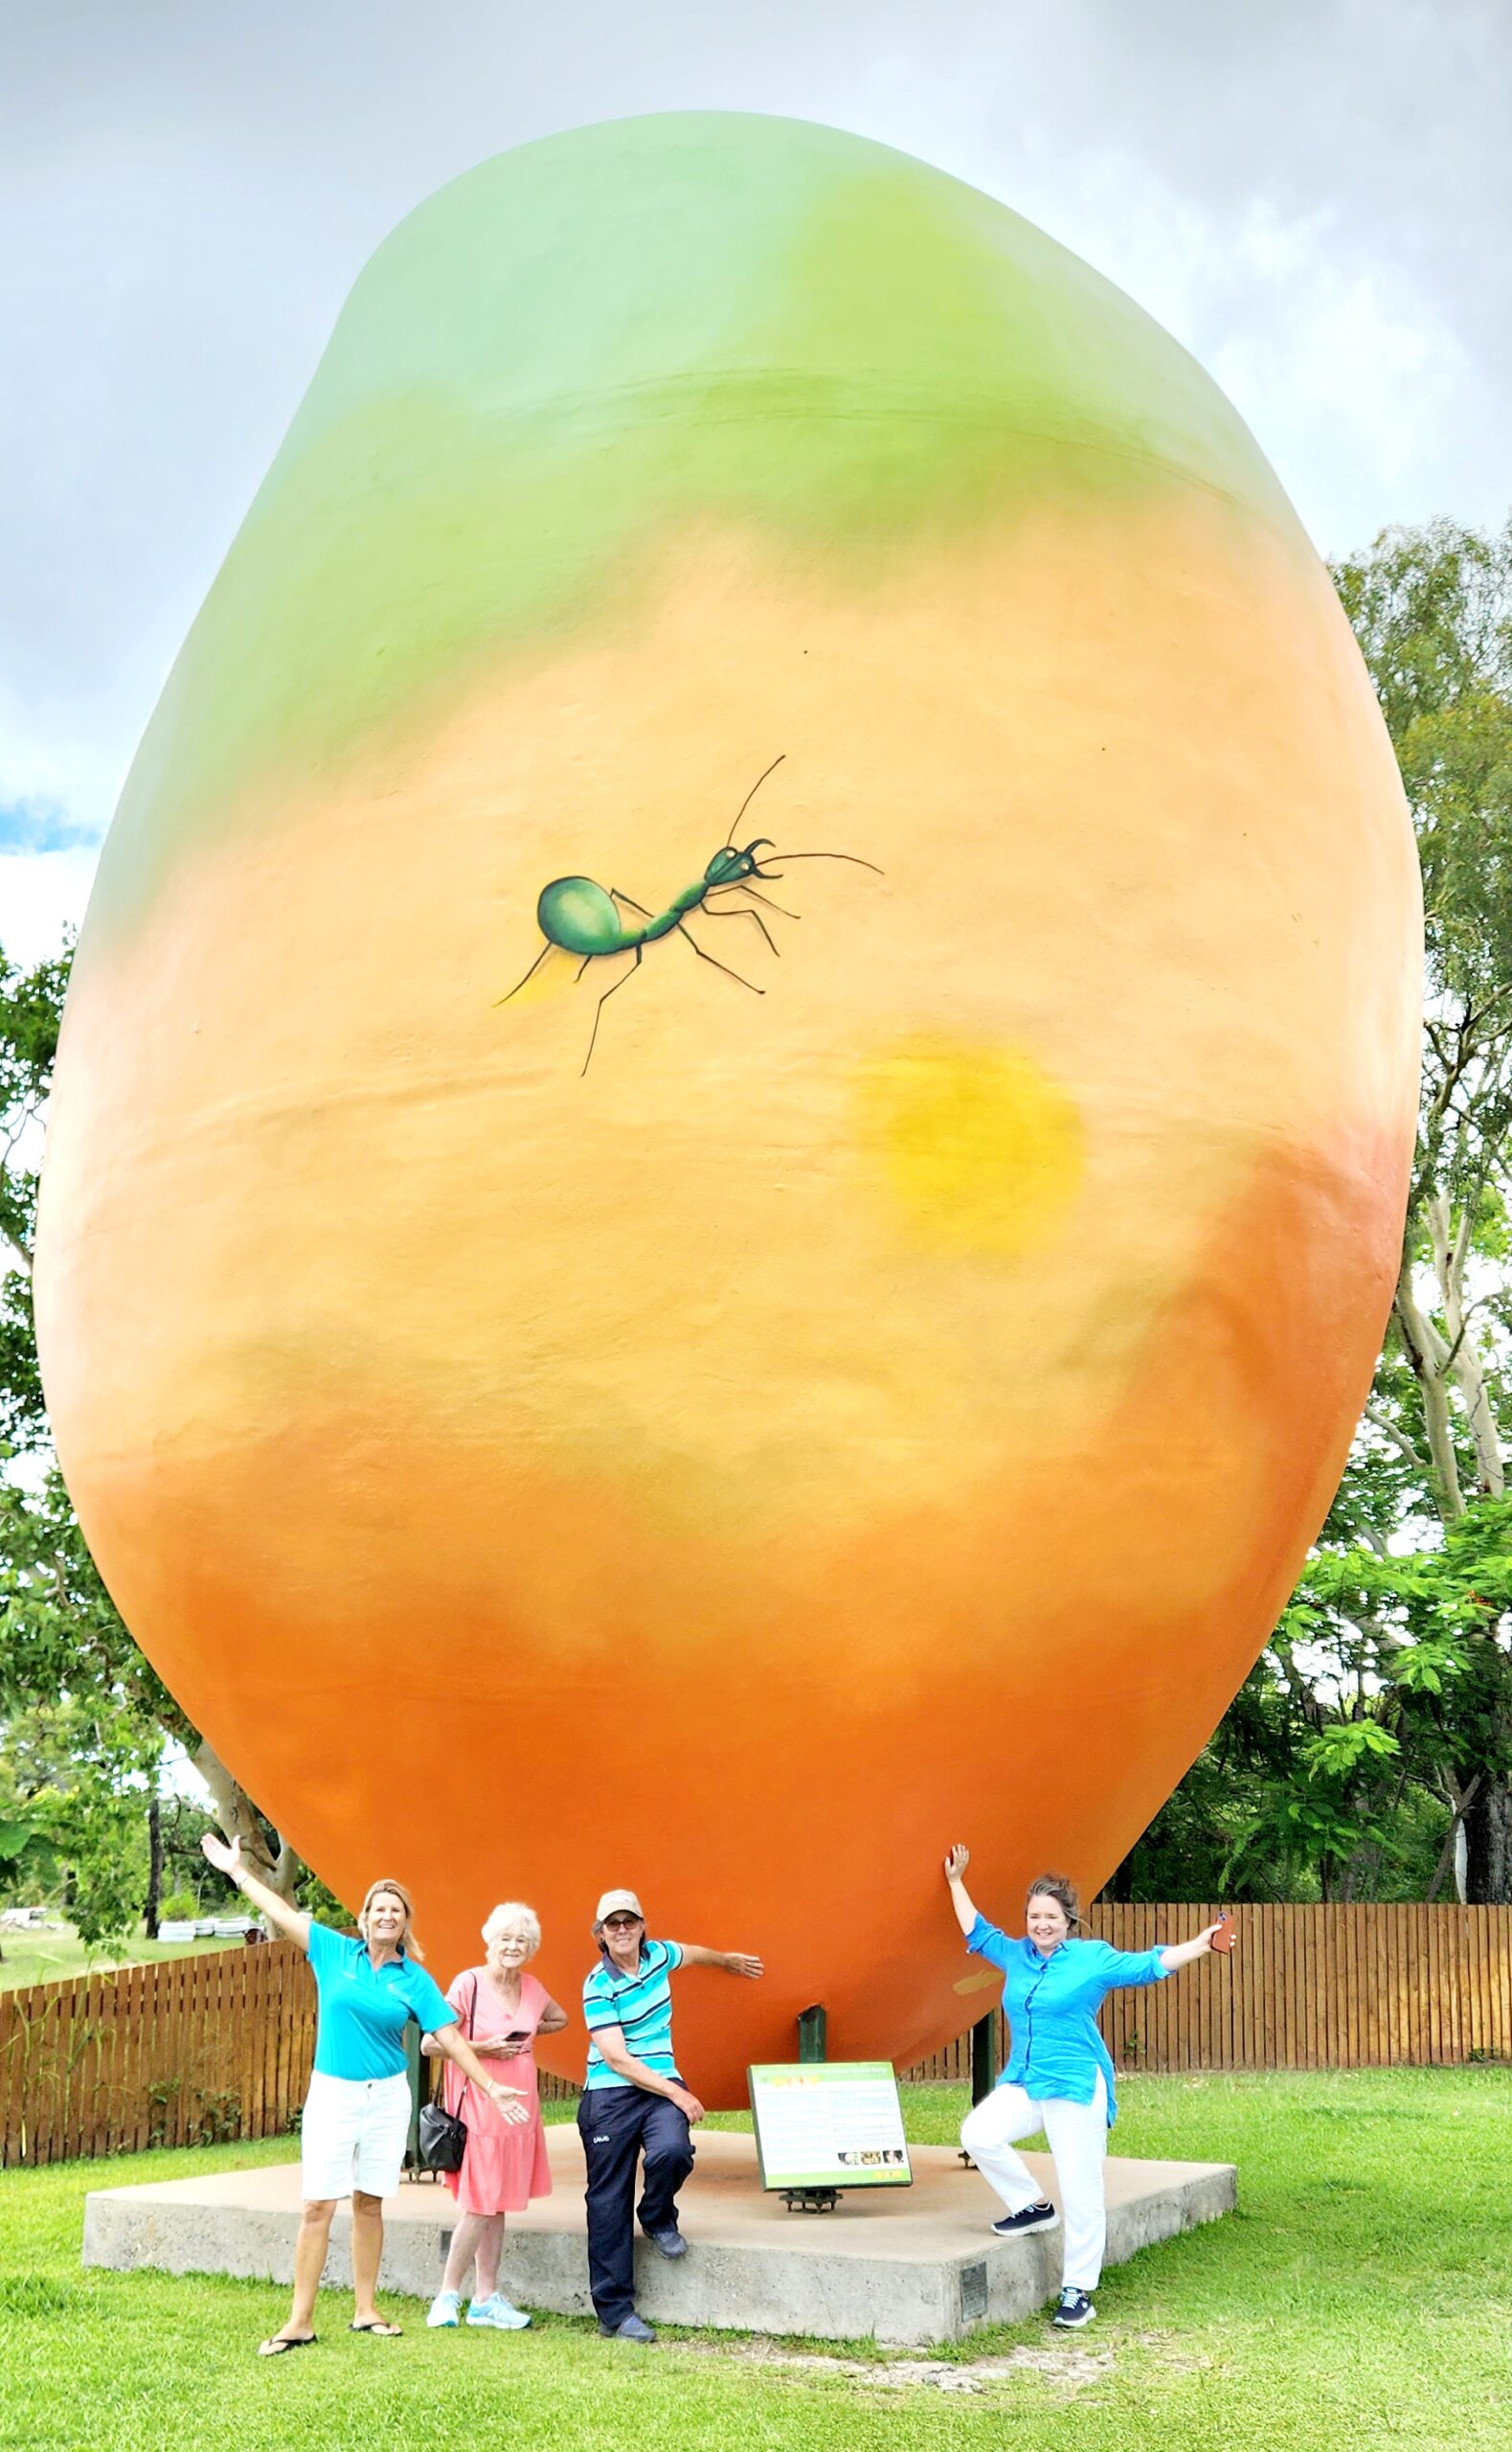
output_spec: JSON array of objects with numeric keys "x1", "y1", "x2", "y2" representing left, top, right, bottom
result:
[{"x1": 300, "y1": 2070, "x2": 412, "y2": 2202}]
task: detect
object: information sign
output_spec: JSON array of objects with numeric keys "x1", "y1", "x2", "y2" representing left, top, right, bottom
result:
[{"x1": 747, "y1": 2061, "x2": 913, "y2": 2191}]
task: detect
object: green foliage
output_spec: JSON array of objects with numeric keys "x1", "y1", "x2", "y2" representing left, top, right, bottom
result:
[
  {"x1": 1335, "y1": 519, "x2": 1512, "y2": 998},
  {"x1": 0, "y1": 1805, "x2": 58, "y2": 1891},
  {"x1": 144, "y1": 2080, "x2": 243, "y2": 2148},
  {"x1": 294, "y1": 1866, "x2": 355, "y2": 1927},
  {"x1": 0, "y1": 943, "x2": 66, "y2": 1268}
]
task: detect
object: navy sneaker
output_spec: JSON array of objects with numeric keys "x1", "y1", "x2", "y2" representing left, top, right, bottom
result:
[
  {"x1": 991, "y1": 2199, "x2": 1057, "y2": 2237},
  {"x1": 1052, "y1": 2286, "x2": 1095, "y2": 2328},
  {"x1": 643, "y1": 2225, "x2": 688, "y2": 2259},
  {"x1": 599, "y1": 2313, "x2": 657, "y2": 2343}
]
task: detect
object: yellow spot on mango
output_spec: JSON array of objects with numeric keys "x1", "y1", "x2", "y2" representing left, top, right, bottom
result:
[
  {"x1": 953, "y1": 1967, "x2": 1004, "y2": 1997},
  {"x1": 852, "y1": 1034, "x2": 1084, "y2": 1258}
]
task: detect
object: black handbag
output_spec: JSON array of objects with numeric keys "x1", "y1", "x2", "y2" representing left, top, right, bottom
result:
[{"x1": 417, "y1": 1975, "x2": 478, "y2": 2174}]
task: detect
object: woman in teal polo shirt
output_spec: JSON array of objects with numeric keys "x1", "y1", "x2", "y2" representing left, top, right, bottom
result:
[
  {"x1": 202, "y1": 1834, "x2": 528, "y2": 2355},
  {"x1": 943, "y1": 1846, "x2": 1228, "y2": 2332}
]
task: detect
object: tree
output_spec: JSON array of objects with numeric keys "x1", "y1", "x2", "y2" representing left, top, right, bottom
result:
[
  {"x1": 1332, "y1": 518, "x2": 1512, "y2": 1898},
  {"x1": 1, "y1": 941, "x2": 302, "y2": 1905}
]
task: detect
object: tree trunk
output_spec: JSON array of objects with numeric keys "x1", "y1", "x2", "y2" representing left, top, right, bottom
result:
[
  {"x1": 1429, "y1": 1189, "x2": 1505, "y2": 1496},
  {"x1": 192, "y1": 1739, "x2": 301, "y2": 1901},
  {"x1": 1462, "y1": 1775, "x2": 1512, "y2": 1904},
  {"x1": 145, "y1": 1797, "x2": 163, "y2": 1938},
  {"x1": 1392, "y1": 1249, "x2": 1466, "y2": 1519}
]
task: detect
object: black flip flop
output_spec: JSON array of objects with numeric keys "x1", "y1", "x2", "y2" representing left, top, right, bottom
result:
[
  {"x1": 350, "y1": 2320, "x2": 403, "y2": 2337},
  {"x1": 258, "y1": 2333, "x2": 317, "y2": 2357}
]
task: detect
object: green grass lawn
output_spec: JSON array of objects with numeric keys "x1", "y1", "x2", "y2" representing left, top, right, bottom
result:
[
  {"x1": 0, "y1": 1926, "x2": 245, "y2": 1993},
  {"x1": 0, "y1": 2071, "x2": 1507, "y2": 2451}
]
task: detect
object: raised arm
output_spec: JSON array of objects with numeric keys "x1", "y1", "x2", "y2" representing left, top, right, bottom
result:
[
  {"x1": 200, "y1": 1832, "x2": 310, "y2": 1949},
  {"x1": 943, "y1": 1844, "x2": 981, "y2": 1940},
  {"x1": 1158, "y1": 1920, "x2": 1230, "y2": 1974},
  {"x1": 678, "y1": 1944, "x2": 763, "y2": 1979}
]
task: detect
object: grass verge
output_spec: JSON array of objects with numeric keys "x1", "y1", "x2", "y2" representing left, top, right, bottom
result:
[{"x1": 0, "y1": 2070, "x2": 1507, "y2": 2449}]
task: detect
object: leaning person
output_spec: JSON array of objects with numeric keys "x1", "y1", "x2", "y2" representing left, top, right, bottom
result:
[
  {"x1": 200, "y1": 1833, "x2": 528, "y2": 2356},
  {"x1": 423, "y1": 1899, "x2": 569, "y2": 2333},
  {"x1": 942, "y1": 1844, "x2": 1229, "y2": 2333},
  {"x1": 578, "y1": 1887, "x2": 762, "y2": 2344}
]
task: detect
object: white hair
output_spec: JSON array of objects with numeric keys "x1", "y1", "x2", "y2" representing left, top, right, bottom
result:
[{"x1": 482, "y1": 1900, "x2": 541, "y2": 1957}]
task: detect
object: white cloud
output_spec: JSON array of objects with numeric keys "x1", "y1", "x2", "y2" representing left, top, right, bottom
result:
[{"x1": 0, "y1": 848, "x2": 99, "y2": 965}]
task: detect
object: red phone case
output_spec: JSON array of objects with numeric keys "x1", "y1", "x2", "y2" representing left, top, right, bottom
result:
[{"x1": 1210, "y1": 1912, "x2": 1236, "y2": 1953}]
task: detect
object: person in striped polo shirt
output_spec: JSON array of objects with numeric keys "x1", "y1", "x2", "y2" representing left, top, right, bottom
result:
[{"x1": 577, "y1": 1887, "x2": 762, "y2": 2342}]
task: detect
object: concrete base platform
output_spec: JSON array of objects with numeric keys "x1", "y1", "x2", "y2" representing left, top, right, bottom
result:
[{"x1": 83, "y1": 2127, "x2": 1235, "y2": 2346}]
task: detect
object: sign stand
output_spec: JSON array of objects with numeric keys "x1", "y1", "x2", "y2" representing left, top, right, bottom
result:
[
  {"x1": 788, "y1": 2005, "x2": 838, "y2": 2207},
  {"x1": 749, "y1": 2023, "x2": 913, "y2": 2212}
]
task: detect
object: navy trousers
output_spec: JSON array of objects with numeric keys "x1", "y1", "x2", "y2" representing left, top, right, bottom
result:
[{"x1": 576, "y1": 2084, "x2": 695, "y2": 2325}]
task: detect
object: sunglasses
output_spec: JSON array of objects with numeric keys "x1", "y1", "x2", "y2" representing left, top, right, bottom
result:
[{"x1": 602, "y1": 1913, "x2": 643, "y2": 1931}]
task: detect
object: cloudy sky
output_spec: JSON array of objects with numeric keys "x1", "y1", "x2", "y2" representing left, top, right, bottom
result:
[{"x1": 2, "y1": 0, "x2": 1508, "y2": 962}]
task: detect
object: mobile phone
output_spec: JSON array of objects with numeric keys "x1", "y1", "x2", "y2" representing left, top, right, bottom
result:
[
  {"x1": 503, "y1": 2029, "x2": 531, "y2": 2042},
  {"x1": 1209, "y1": 1912, "x2": 1236, "y2": 1953}
]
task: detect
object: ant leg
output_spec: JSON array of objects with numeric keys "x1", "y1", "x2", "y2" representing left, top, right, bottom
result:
[
  {"x1": 581, "y1": 946, "x2": 642, "y2": 1076},
  {"x1": 609, "y1": 888, "x2": 654, "y2": 918},
  {"x1": 576, "y1": 956, "x2": 593, "y2": 981},
  {"x1": 706, "y1": 883, "x2": 799, "y2": 920},
  {"x1": 676, "y1": 921, "x2": 763, "y2": 994},
  {"x1": 697, "y1": 905, "x2": 780, "y2": 958},
  {"x1": 494, "y1": 941, "x2": 553, "y2": 1005}
]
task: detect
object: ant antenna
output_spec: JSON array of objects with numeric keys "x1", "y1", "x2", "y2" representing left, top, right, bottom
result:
[
  {"x1": 756, "y1": 850, "x2": 885, "y2": 875},
  {"x1": 725, "y1": 754, "x2": 786, "y2": 848}
]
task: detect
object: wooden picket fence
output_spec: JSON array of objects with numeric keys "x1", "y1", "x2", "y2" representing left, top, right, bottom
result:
[
  {"x1": 0, "y1": 1943, "x2": 317, "y2": 2168},
  {"x1": 6, "y1": 1904, "x2": 1512, "y2": 2167}
]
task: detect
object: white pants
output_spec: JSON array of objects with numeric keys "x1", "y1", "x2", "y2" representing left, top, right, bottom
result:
[
  {"x1": 300, "y1": 2070, "x2": 412, "y2": 2202},
  {"x1": 959, "y1": 2072, "x2": 1108, "y2": 2290}
]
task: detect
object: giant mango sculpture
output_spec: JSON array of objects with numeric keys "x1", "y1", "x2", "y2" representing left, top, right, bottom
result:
[{"x1": 35, "y1": 114, "x2": 1419, "y2": 2100}]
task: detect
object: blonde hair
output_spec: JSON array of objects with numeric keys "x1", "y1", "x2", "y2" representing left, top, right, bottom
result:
[
  {"x1": 358, "y1": 1877, "x2": 424, "y2": 1960},
  {"x1": 482, "y1": 1901, "x2": 542, "y2": 1958}
]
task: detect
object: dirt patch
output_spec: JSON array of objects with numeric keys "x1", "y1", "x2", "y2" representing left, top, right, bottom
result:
[{"x1": 681, "y1": 2337, "x2": 1113, "y2": 2395}]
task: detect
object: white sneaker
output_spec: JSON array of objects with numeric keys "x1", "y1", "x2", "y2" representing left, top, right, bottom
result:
[
  {"x1": 466, "y1": 2293, "x2": 532, "y2": 2330},
  {"x1": 427, "y1": 2289, "x2": 462, "y2": 2328}
]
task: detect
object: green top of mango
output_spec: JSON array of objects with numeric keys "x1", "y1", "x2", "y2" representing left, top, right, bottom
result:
[{"x1": 84, "y1": 110, "x2": 1301, "y2": 947}]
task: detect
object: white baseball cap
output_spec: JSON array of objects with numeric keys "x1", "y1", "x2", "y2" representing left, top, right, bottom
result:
[{"x1": 594, "y1": 1889, "x2": 644, "y2": 1923}]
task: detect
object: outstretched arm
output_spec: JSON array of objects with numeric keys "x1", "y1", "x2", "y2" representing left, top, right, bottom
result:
[
  {"x1": 200, "y1": 1832, "x2": 310, "y2": 1949},
  {"x1": 943, "y1": 1844, "x2": 980, "y2": 1940},
  {"x1": 1159, "y1": 1921, "x2": 1230, "y2": 1974},
  {"x1": 679, "y1": 1944, "x2": 763, "y2": 1979},
  {"x1": 429, "y1": 2024, "x2": 531, "y2": 2123}
]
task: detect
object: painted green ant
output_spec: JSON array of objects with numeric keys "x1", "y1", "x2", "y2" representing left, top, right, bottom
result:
[{"x1": 496, "y1": 756, "x2": 883, "y2": 1074}]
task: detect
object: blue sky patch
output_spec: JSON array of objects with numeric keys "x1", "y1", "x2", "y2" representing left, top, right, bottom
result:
[{"x1": 0, "y1": 798, "x2": 104, "y2": 854}]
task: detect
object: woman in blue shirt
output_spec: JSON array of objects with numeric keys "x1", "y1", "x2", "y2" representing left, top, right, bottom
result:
[
  {"x1": 944, "y1": 1845, "x2": 1226, "y2": 2331},
  {"x1": 202, "y1": 1833, "x2": 528, "y2": 2355}
]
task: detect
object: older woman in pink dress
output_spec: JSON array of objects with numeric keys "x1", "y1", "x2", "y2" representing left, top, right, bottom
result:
[{"x1": 422, "y1": 1902, "x2": 568, "y2": 2330}]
